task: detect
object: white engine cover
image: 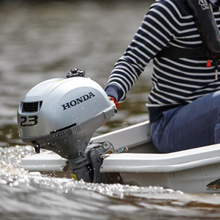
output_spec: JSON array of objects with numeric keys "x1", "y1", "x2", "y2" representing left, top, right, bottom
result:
[{"x1": 17, "y1": 76, "x2": 115, "y2": 158}]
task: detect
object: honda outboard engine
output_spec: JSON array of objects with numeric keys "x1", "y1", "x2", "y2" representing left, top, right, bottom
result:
[{"x1": 17, "y1": 69, "x2": 116, "y2": 183}]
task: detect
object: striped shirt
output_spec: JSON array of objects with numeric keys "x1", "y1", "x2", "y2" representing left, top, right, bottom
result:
[{"x1": 105, "y1": 0, "x2": 220, "y2": 122}]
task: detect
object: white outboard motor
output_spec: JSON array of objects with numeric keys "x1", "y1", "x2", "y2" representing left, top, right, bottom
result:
[{"x1": 17, "y1": 69, "x2": 116, "y2": 183}]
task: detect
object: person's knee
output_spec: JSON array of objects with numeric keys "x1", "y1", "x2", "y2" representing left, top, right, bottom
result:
[{"x1": 209, "y1": 91, "x2": 220, "y2": 109}]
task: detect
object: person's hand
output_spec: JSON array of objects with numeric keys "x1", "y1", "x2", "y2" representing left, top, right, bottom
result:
[{"x1": 109, "y1": 97, "x2": 119, "y2": 112}]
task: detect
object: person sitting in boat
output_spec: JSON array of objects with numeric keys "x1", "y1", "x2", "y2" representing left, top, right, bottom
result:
[{"x1": 105, "y1": 0, "x2": 220, "y2": 153}]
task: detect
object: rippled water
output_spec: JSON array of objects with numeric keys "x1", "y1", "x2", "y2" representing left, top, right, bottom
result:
[
  {"x1": 1, "y1": 1, "x2": 220, "y2": 219},
  {"x1": 2, "y1": 146, "x2": 220, "y2": 220}
]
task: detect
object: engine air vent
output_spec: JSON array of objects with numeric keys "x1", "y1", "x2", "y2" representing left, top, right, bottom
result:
[{"x1": 22, "y1": 101, "x2": 42, "y2": 112}]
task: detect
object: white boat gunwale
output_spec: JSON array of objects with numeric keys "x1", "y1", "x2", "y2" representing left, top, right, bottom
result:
[{"x1": 20, "y1": 120, "x2": 220, "y2": 193}]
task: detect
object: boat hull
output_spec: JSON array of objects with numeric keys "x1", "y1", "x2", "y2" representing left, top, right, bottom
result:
[
  {"x1": 20, "y1": 121, "x2": 220, "y2": 193},
  {"x1": 116, "y1": 164, "x2": 220, "y2": 193}
]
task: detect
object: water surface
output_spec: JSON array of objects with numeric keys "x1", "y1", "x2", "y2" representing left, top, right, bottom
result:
[{"x1": 1, "y1": 1, "x2": 220, "y2": 219}]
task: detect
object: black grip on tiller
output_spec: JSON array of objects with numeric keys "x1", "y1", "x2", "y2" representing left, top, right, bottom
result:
[{"x1": 186, "y1": 0, "x2": 220, "y2": 57}]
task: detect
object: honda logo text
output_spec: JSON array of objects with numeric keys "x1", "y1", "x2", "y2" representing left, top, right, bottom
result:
[{"x1": 62, "y1": 92, "x2": 95, "y2": 110}]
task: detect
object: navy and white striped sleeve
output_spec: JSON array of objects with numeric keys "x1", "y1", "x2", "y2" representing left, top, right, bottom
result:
[{"x1": 105, "y1": 1, "x2": 178, "y2": 102}]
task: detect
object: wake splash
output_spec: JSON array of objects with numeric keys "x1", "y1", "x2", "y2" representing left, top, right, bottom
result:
[{"x1": 1, "y1": 146, "x2": 220, "y2": 220}]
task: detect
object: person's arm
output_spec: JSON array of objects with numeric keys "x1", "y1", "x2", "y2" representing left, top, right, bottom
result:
[{"x1": 105, "y1": 1, "x2": 178, "y2": 102}]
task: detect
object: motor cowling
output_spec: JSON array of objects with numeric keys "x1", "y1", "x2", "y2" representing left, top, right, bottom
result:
[{"x1": 17, "y1": 70, "x2": 115, "y2": 159}]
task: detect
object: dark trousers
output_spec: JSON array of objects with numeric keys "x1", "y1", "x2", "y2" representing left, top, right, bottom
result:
[{"x1": 151, "y1": 91, "x2": 220, "y2": 153}]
